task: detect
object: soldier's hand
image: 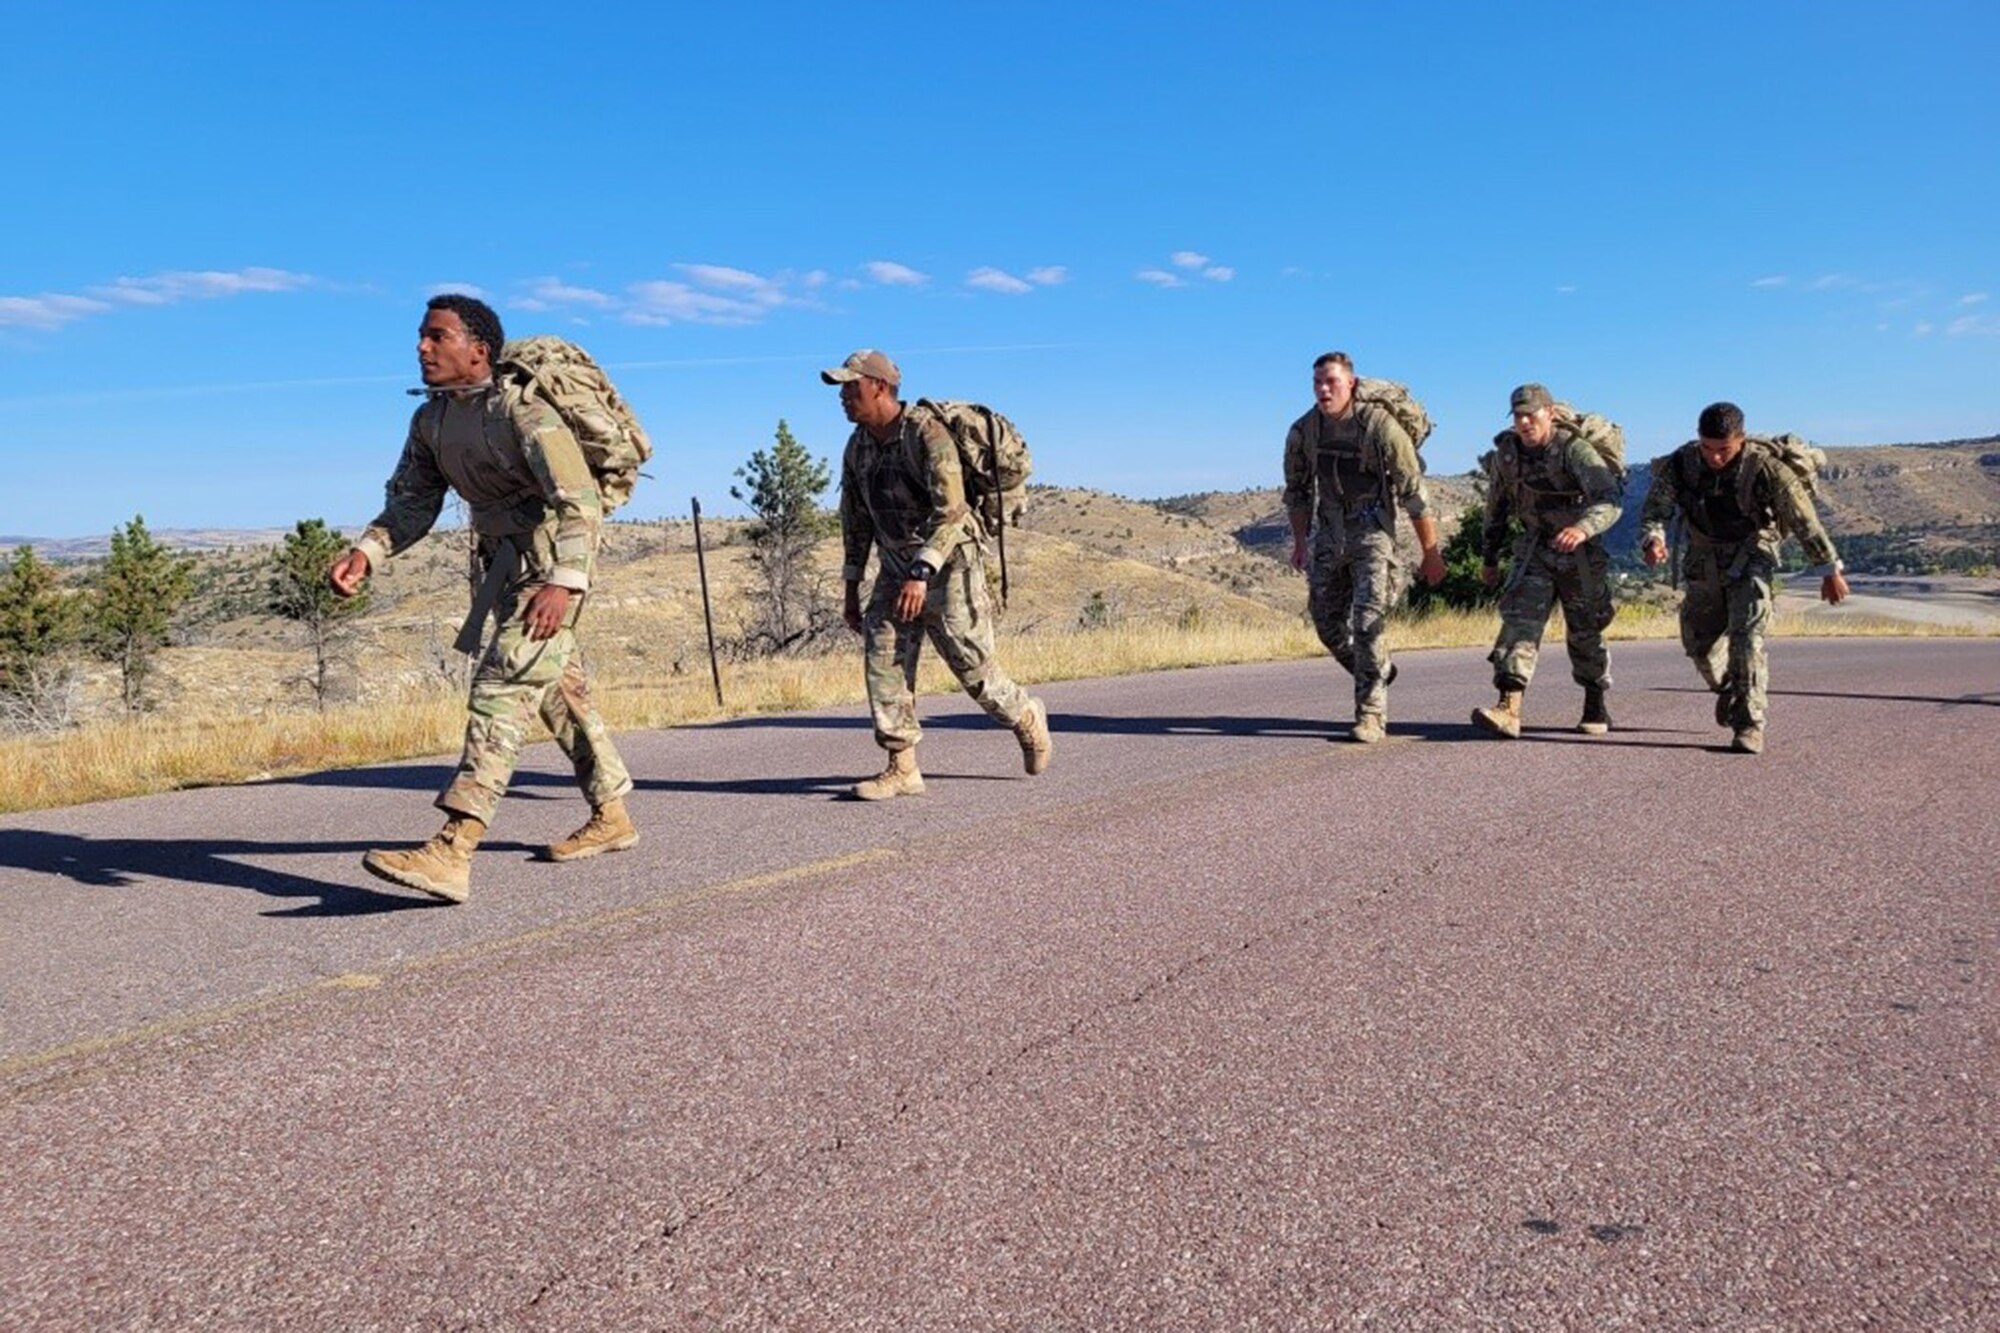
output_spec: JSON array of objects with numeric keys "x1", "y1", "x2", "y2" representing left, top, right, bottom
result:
[
  {"x1": 1641, "y1": 537, "x2": 1667, "y2": 567},
  {"x1": 329, "y1": 548, "x2": 371, "y2": 597},
  {"x1": 1290, "y1": 540, "x2": 1308, "y2": 572},
  {"x1": 1418, "y1": 547, "x2": 1446, "y2": 588},
  {"x1": 843, "y1": 584, "x2": 863, "y2": 634},
  {"x1": 1480, "y1": 563, "x2": 1498, "y2": 588},
  {"x1": 1822, "y1": 570, "x2": 1850, "y2": 605},
  {"x1": 522, "y1": 584, "x2": 571, "y2": 640},
  {"x1": 1550, "y1": 525, "x2": 1586, "y2": 554},
  {"x1": 894, "y1": 578, "x2": 927, "y2": 622}
]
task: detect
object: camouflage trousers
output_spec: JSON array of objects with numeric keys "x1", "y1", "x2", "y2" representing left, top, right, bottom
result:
[
  {"x1": 1308, "y1": 524, "x2": 1404, "y2": 719},
  {"x1": 438, "y1": 587, "x2": 632, "y2": 825},
  {"x1": 1489, "y1": 537, "x2": 1615, "y2": 692},
  {"x1": 1680, "y1": 540, "x2": 1775, "y2": 728},
  {"x1": 863, "y1": 543, "x2": 1029, "y2": 751}
]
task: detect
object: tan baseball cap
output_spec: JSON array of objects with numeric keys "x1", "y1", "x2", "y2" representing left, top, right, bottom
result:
[
  {"x1": 1510, "y1": 383, "x2": 1554, "y2": 415},
  {"x1": 820, "y1": 348, "x2": 901, "y2": 387}
]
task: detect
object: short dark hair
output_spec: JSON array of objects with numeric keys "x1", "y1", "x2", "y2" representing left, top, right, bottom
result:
[
  {"x1": 426, "y1": 293, "x2": 505, "y2": 363},
  {"x1": 1697, "y1": 402, "x2": 1745, "y2": 440},
  {"x1": 1312, "y1": 351, "x2": 1355, "y2": 374}
]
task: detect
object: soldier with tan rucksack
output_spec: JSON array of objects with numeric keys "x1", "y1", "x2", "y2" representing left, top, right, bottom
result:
[
  {"x1": 329, "y1": 294, "x2": 651, "y2": 902},
  {"x1": 1470, "y1": 383, "x2": 1627, "y2": 739},
  {"x1": 1281, "y1": 351, "x2": 1447, "y2": 743}
]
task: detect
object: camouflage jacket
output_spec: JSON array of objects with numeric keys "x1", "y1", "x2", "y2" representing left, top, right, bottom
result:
[
  {"x1": 1638, "y1": 441, "x2": 1839, "y2": 572},
  {"x1": 1281, "y1": 403, "x2": 1431, "y2": 531},
  {"x1": 838, "y1": 406, "x2": 978, "y2": 583},
  {"x1": 1481, "y1": 428, "x2": 1623, "y2": 564},
  {"x1": 356, "y1": 385, "x2": 602, "y2": 591}
]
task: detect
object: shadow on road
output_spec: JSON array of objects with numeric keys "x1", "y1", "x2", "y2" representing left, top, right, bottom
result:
[
  {"x1": 0, "y1": 831, "x2": 539, "y2": 918},
  {"x1": 266, "y1": 764, "x2": 574, "y2": 797},
  {"x1": 1654, "y1": 686, "x2": 2000, "y2": 708}
]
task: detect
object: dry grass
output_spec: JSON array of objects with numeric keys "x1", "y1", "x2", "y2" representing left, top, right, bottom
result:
[{"x1": 0, "y1": 605, "x2": 1986, "y2": 815}]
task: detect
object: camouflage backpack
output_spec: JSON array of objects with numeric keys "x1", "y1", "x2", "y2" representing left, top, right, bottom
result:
[
  {"x1": 1552, "y1": 402, "x2": 1626, "y2": 482},
  {"x1": 1742, "y1": 432, "x2": 1825, "y2": 504},
  {"x1": 1353, "y1": 376, "x2": 1435, "y2": 456},
  {"x1": 496, "y1": 336, "x2": 653, "y2": 512},
  {"x1": 910, "y1": 398, "x2": 1033, "y2": 535}
]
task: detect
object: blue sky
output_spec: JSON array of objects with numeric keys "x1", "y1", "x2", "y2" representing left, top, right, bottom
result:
[{"x1": 3, "y1": 0, "x2": 1995, "y2": 538}]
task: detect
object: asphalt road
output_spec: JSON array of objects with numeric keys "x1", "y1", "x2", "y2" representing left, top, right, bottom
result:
[{"x1": 2, "y1": 638, "x2": 1995, "y2": 1328}]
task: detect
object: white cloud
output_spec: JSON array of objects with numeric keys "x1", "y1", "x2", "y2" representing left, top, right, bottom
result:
[
  {"x1": 1136, "y1": 269, "x2": 1184, "y2": 288},
  {"x1": 426, "y1": 282, "x2": 487, "y2": 298},
  {"x1": 1170, "y1": 251, "x2": 1209, "y2": 270},
  {"x1": 624, "y1": 280, "x2": 771, "y2": 327},
  {"x1": 0, "y1": 267, "x2": 314, "y2": 330},
  {"x1": 92, "y1": 267, "x2": 313, "y2": 305},
  {"x1": 801, "y1": 270, "x2": 830, "y2": 290},
  {"x1": 0, "y1": 293, "x2": 111, "y2": 329},
  {"x1": 1805, "y1": 273, "x2": 1859, "y2": 292},
  {"x1": 1751, "y1": 275, "x2": 1789, "y2": 289},
  {"x1": 517, "y1": 277, "x2": 618, "y2": 312},
  {"x1": 1201, "y1": 265, "x2": 1235, "y2": 282},
  {"x1": 1948, "y1": 314, "x2": 1999, "y2": 337},
  {"x1": 864, "y1": 260, "x2": 929, "y2": 287},
  {"x1": 1556, "y1": 284, "x2": 1578, "y2": 294},
  {"x1": 966, "y1": 267, "x2": 1034, "y2": 295},
  {"x1": 1914, "y1": 322, "x2": 1935, "y2": 337},
  {"x1": 1026, "y1": 266, "x2": 1069, "y2": 286},
  {"x1": 1960, "y1": 292, "x2": 1990, "y2": 306}
]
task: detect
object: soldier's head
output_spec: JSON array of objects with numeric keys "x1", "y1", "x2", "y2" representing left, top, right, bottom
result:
[
  {"x1": 1696, "y1": 401, "x2": 1747, "y2": 471},
  {"x1": 419, "y1": 294, "x2": 504, "y2": 388},
  {"x1": 1510, "y1": 383, "x2": 1557, "y2": 447},
  {"x1": 1312, "y1": 352, "x2": 1356, "y2": 417},
  {"x1": 821, "y1": 348, "x2": 903, "y2": 430}
]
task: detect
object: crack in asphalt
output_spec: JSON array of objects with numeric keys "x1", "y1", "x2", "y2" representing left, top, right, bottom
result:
[{"x1": 503, "y1": 880, "x2": 1382, "y2": 1319}]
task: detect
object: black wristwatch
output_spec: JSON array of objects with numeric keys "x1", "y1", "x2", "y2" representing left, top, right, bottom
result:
[{"x1": 908, "y1": 560, "x2": 935, "y2": 581}]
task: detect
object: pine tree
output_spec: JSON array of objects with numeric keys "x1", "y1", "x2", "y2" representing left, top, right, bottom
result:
[
  {"x1": 0, "y1": 545, "x2": 86, "y2": 729},
  {"x1": 269, "y1": 519, "x2": 370, "y2": 709},
  {"x1": 730, "y1": 420, "x2": 835, "y2": 654},
  {"x1": 90, "y1": 515, "x2": 196, "y2": 712}
]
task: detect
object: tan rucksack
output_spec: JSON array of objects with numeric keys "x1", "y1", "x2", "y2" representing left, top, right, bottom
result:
[
  {"x1": 497, "y1": 336, "x2": 653, "y2": 512},
  {"x1": 1353, "y1": 376, "x2": 1435, "y2": 455},
  {"x1": 910, "y1": 398, "x2": 1033, "y2": 534}
]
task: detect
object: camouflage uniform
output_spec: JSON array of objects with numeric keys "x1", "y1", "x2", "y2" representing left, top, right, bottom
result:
[
  {"x1": 356, "y1": 386, "x2": 631, "y2": 824},
  {"x1": 840, "y1": 405, "x2": 1031, "y2": 750},
  {"x1": 1638, "y1": 441, "x2": 1840, "y2": 728},
  {"x1": 1481, "y1": 429, "x2": 1624, "y2": 691},
  {"x1": 1281, "y1": 404, "x2": 1431, "y2": 719}
]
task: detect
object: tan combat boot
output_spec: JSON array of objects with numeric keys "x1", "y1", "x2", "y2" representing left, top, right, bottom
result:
[
  {"x1": 546, "y1": 798, "x2": 639, "y2": 862},
  {"x1": 854, "y1": 748, "x2": 925, "y2": 800},
  {"x1": 362, "y1": 815, "x2": 486, "y2": 904},
  {"x1": 1471, "y1": 689, "x2": 1524, "y2": 739},
  {"x1": 1730, "y1": 724, "x2": 1765, "y2": 755},
  {"x1": 1578, "y1": 685, "x2": 1611, "y2": 736},
  {"x1": 1351, "y1": 712, "x2": 1387, "y2": 745},
  {"x1": 1013, "y1": 697, "x2": 1053, "y2": 775}
]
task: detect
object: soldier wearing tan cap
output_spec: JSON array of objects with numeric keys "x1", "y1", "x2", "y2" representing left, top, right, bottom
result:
[
  {"x1": 824, "y1": 349, "x2": 1051, "y2": 798},
  {"x1": 1471, "y1": 383, "x2": 1625, "y2": 739}
]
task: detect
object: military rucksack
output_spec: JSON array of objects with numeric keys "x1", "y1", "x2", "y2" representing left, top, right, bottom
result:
[
  {"x1": 1552, "y1": 402, "x2": 1626, "y2": 482},
  {"x1": 1743, "y1": 432, "x2": 1824, "y2": 502},
  {"x1": 496, "y1": 336, "x2": 653, "y2": 512},
  {"x1": 910, "y1": 398, "x2": 1033, "y2": 535},
  {"x1": 1353, "y1": 376, "x2": 1435, "y2": 456}
]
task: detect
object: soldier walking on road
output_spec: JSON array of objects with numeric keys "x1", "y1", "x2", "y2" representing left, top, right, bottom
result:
[
  {"x1": 329, "y1": 295, "x2": 637, "y2": 902},
  {"x1": 1471, "y1": 384, "x2": 1625, "y2": 738},
  {"x1": 1282, "y1": 352, "x2": 1446, "y2": 743},
  {"x1": 826, "y1": 349, "x2": 1051, "y2": 799},
  {"x1": 1638, "y1": 401, "x2": 1848, "y2": 754}
]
